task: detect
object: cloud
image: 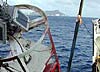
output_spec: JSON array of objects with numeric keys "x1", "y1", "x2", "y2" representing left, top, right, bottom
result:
[
  {"x1": 5, "y1": 0, "x2": 100, "y2": 17},
  {"x1": 8, "y1": 0, "x2": 34, "y2": 5},
  {"x1": 82, "y1": 0, "x2": 100, "y2": 17}
]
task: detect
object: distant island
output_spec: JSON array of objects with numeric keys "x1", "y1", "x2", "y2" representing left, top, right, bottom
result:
[
  {"x1": 45, "y1": 10, "x2": 65, "y2": 16},
  {"x1": 28, "y1": 10, "x2": 65, "y2": 16}
]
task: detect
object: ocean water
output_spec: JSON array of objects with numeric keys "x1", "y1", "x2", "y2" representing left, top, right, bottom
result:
[
  {"x1": 0, "y1": 16, "x2": 94, "y2": 72},
  {"x1": 48, "y1": 16, "x2": 93, "y2": 72}
]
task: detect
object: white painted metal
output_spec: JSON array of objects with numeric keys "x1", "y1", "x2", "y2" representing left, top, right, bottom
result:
[
  {"x1": 0, "y1": 4, "x2": 53, "y2": 72},
  {"x1": 0, "y1": 0, "x2": 3, "y2": 6},
  {"x1": 93, "y1": 19, "x2": 100, "y2": 71},
  {"x1": 0, "y1": 37, "x2": 51, "y2": 72}
]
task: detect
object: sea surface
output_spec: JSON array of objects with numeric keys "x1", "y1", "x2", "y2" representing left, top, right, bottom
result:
[
  {"x1": 0, "y1": 16, "x2": 95, "y2": 72},
  {"x1": 48, "y1": 16, "x2": 93, "y2": 72}
]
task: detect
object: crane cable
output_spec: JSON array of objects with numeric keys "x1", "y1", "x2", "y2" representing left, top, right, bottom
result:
[{"x1": 67, "y1": 0, "x2": 84, "y2": 72}]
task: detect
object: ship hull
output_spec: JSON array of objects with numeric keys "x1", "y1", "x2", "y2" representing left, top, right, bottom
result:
[{"x1": 92, "y1": 19, "x2": 100, "y2": 72}]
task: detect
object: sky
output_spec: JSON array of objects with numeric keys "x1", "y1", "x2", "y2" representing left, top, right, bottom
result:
[{"x1": 3, "y1": 0, "x2": 100, "y2": 18}]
